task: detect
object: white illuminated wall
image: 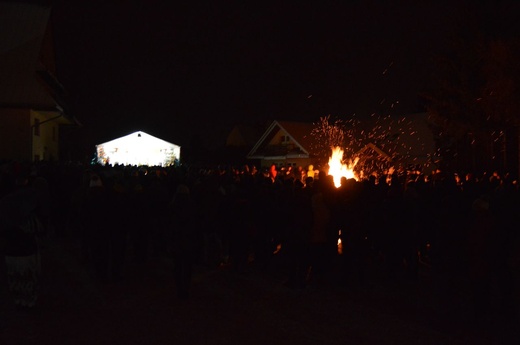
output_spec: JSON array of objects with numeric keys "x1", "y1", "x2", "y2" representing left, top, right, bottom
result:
[{"x1": 96, "y1": 131, "x2": 180, "y2": 166}]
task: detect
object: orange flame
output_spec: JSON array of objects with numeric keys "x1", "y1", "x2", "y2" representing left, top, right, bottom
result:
[{"x1": 327, "y1": 146, "x2": 359, "y2": 188}]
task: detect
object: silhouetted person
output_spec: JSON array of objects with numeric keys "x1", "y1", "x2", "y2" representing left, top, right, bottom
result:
[
  {"x1": 82, "y1": 174, "x2": 111, "y2": 283},
  {"x1": 307, "y1": 178, "x2": 333, "y2": 284},
  {"x1": 380, "y1": 174, "x2": 406, "y2": 277},
  {"x1": 283, "y1": 178, "x2": 313, "y2": 289},
  {"x1": 0, "y1": 174, "x2": 48, "y2": 309},
  {"x1": 226, "y1": 185, "x2": 253, "y2": 274},
  {"x1": 128, "y1": 175, "x2": 150, "y2": 263},
  {"x1": 490, "y1": 181, "x2": 520, "y2": 323},
  {"x1": 105, "y1": 175, "x2": 130, "y2": 281},
  {"x1": 337, "y1": 178, "x2": 368, "y2": 287},
  {"x1": 168, "y1": 184, "x2": 199, "y2": 299},
  {"x1": 468, "y1": 191, "x2": 495, "y2": 325},
  {"x1": 72, "y1": 169, "x2": 93, "y2": 263}
]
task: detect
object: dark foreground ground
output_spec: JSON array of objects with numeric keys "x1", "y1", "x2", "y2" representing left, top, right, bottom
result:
[{"x1": 1, "y1": 233, "x2": 519, "y2": 345}]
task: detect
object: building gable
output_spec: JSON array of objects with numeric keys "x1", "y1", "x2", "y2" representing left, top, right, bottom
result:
[
  {"x1": 0, "y1": 3, "x2": 80, "y2": 162},
  {"x1": 0, "y1": 3, "x2": 55, "y2": 109},
  {"x1": 247, "y1": 120, "x2": 315, "y2": 159},
  {"x1": 96, "y1": 131, "x2": 181, "y2": 167}
]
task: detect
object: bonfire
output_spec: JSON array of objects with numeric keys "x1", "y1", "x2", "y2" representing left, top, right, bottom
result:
[{"x1": 327, "y1": 146, "x2": 359, "y2": 188}]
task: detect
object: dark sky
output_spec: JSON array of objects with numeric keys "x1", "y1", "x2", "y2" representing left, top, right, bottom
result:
[{"x1": 46, "y1": 1, "x2": 517, "y2": 152}]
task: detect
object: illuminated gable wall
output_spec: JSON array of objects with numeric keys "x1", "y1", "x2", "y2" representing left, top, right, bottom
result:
[{"x1": 96, "y1": 131, "x2": 181, "y2": 167}]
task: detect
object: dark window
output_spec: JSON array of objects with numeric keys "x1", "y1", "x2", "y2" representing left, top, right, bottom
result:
[{"x1": 34, "y1": 118, "x2": 40, "y2": 136}]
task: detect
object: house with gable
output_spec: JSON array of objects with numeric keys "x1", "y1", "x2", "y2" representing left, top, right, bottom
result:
[
  {"x1": 246, "y1": 114, "x2": 436, "y2": 176},
  {"x1": 351, "y1": 112, "x2": 436, "y2": 174},
  {"x1": 0, "y1": 2, "x2": 79, "y2": 163},
  {"x1": 247, "y1": 120, "x2": 318, "y2": 169},
  {"x1": 95, "y1": 131, "x2": 181, "y2": 167}
]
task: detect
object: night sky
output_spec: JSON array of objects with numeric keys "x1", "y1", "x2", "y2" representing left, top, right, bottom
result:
[{"x1": 44, "y1": 1, "x2": 517, "y2": 156}]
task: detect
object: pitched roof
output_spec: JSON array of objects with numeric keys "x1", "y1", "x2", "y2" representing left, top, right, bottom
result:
[
  {"x1": 247, "y1": 120, "x2": 316, "y2": 158},
  {"x1": 0, "y1": 2, "x2": 75, "y2": 125},
  {"x1": 1, "y1": 3, "x2": 50, "y2": 106},
  {"x1": 97, "y1": 131, "x2": 180, "y2": 148},
  {"x1": 356, "y1": 143, "x2": 392, "y2": 161},
  {"x1": 276, "y1": 121, "x2": 316, "y2": 152}
]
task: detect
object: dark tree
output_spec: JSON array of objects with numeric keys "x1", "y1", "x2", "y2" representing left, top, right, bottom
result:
[{"x1": 423, "y1": 2, "x2": 520, "y2": 177}]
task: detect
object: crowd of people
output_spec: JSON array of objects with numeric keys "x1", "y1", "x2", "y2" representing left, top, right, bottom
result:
[{"x1": 1, "y1": 159, "x2": 519, "y2": 325}]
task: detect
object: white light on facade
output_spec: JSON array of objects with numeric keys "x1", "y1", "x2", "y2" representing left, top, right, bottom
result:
[{"x1": 96, "y1": 131, "x2": 180, "y2": 166}]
